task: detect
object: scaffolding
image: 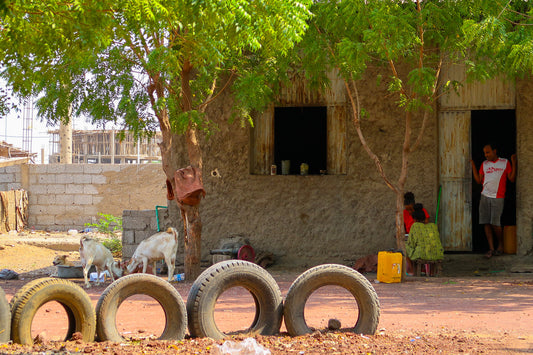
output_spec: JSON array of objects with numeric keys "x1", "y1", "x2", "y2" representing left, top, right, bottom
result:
[
  {"x1": 22, "y1": 99, "x2": 33, "y2": 154},
  {"x1": 48, "y1": 130, "x2": 162, "y2": 164}
]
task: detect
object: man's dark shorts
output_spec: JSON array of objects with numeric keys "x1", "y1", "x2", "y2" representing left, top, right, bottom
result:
[{"x1": 479, "y1": 194, "x2": 504, "y2": 226}]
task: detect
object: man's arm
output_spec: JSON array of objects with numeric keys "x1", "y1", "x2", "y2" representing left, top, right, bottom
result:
[
  {"x1": 508, "y1": 154, "x2": 517, "y2": 182},
  {"x1": 471, "y1": 160, "x2": 483, "y2": 184}
]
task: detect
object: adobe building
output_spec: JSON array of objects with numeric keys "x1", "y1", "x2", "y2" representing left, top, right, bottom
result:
[{"x1": 164, "y1": 63, "x2": 532, "y2": 267}]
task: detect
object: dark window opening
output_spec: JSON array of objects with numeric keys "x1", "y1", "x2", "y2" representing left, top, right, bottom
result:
[{"x1": 274, "y1": 106, "x2": 327, "y2": 175}]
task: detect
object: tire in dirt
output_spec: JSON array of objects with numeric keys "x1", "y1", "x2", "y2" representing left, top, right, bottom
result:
[
  {"x1": 0, "y1": 287, "x2": 10, "y2": 343},
  {"x1": 95, "y1": 274, "x2": 187, "y2": 342},
  {"x1": 186, "y1": 259, "x2": 283, "y2": 340},
  {"x1": 10, "y1": 277, "x2": 96, "y2": 345},
  {"x1": 283, "y1": 264, "x2": 380, "y2": 336}
]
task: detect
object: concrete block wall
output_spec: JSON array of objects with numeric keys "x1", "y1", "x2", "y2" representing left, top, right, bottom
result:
[
  {"x1": 0, "y1": 163, "x2": 167, "y2": 231},
  {"x1": 121, "y1": 209, "x2": 159, "y2": 259},
  {"x1": 122, "y1": 207, "x2": 184, "y2": 268},
  {"x1": 0, "y1": 165, "x2": 23, "y2": 191}
]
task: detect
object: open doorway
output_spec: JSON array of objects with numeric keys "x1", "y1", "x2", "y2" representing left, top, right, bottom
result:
[{"x1": 470, "y1": 110, "x2": 516, "y2": 253}]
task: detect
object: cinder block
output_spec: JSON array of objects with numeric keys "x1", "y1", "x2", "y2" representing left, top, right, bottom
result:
[
  {"x1": 38, "y1": 174, "x2": 57, "y2": 184},
  {"x1": 92, "y1": 196, "x2": 104, "y2": 205},
  {"x1": 74, "y1": 194, "x2": 93, "y2": 205},
  {"x1": 5, "y1": 165, "x2": 21, "y2": 174},
  {"x1": 37, "y1": 195, "x2": 56, "y2": 205},
  {"x1": 46, "y1": 164, "x2": 66, "y2": 174},
  {"x1": 127, "y1": 210, "x2": 155, "y2": 218},
  {"x1": 29, "y1": 185, "x2": 48, "y2": 194},
  {"x1": 77, "y1": 174, "x2": 93, "y2": 184},
  {"x1": 134, "y1": 230, "x2": 155, "y2": 244},
  {"x1": 56, "y1": 174, "x2": 74, "y2": 184},
  {"x1": 91, "y1": 175, "x2": 107, "y2": 184},
  {"x1": 83, "y1": 185, "x2": 99, "y2": 195},
  {"x1": 84, "y1": 165, "x2": 103, "y2": 174},
  {"x1": 102, "y1": 165, "x2": 122, "y2": 172},
  {"x1": 47, "y1": 184, "x2": 66, "y2": 194},
  {"x1": 121, "y1": 244, "x2": 137, "y2": 259},
  {"x1": 46, "y1": 205, "x2": 67, "y2": 215},
  {"x1": 124, "y1": 219, "x2": 150, "y2": 231},
  {"x1": 82, "y1": 205, "x2": 99, "y2": 216},
  {"x1": 31, "y1": 165, "x2": 49, "y2": 174},
  {"x1": 65, "y1": 184, "x2": 84, "y2": 194},
  {"x1": 0, "y1": 174, "x2": 14, "y2": 183},
  {"x1": 63, "y1": 165, "x2": 85, "y2": 174},
  {"x1": 122, "y1": 230, "x2": 135, "y2": 244},
  {"x1": 55, "y1": 194, "x2": 75, "y2": 205},
  {"x1": 36, "y1": 215, "x2": 55, "y2": 225}
]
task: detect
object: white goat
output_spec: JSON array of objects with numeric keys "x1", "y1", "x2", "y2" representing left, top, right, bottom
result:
[
  {"x1": 126, "y1": 227, "x2": 179, "y2": 281},
  {"x1": 79, "y1": 236, "x2": 123, "y2": 288}
]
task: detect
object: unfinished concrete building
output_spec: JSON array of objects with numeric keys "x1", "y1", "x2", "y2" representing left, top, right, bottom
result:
[{"x1": 48, "y1": 130, "x2": 162, "y2": 164}]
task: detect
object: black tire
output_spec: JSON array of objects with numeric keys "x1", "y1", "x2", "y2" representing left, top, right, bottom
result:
[
  {"x1": 95, "y1": 274, "x2": 187, "y2": 342},
  {"x1": 0, "y1": 287, "x2": 10, "y2": 343},
  {"x1": 10, "y1": 278, "x2": 96, "y2": 345},
  {"x1": 283, "y1": 264, "x2": 380, "y2": 336},
  {"x1": 186, "y1": 260, "x2": 283, "y2": 340}
]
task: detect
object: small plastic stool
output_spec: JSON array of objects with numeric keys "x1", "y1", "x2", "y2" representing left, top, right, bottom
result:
[{"x1": 414, "y1": 259, "x2": 442, "y2": 277}]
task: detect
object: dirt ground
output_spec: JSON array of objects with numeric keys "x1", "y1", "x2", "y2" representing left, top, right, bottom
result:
[{"x1": 1, "y1": 231, "x2": 533, "y2": 354}]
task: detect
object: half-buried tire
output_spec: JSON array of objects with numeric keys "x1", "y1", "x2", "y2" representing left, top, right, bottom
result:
[
  {"x1": 187, "y1": 260, "x2": 283, "y2": 340},
  {"x1": 10, "y1": 277, "x2": 96, "y2": 345},
  {"x1": 95, "y1": 274, "x2": 187, "y2": 342},
  {"x1": 0, "y1": 286, "x2": 10, "y2": 343},
  {"x1": 283, "y1": 264, "x2": 380, "y2": 336}
]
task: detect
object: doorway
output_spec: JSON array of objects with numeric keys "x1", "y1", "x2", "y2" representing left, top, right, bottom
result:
[{"x1": 470, "y1": 110, "x2": 516, "y2": 253}]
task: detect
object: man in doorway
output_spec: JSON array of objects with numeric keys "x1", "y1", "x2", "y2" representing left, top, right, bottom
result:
[{"x1": 471, "y1": 144, "x2": 516, "y2": 259}]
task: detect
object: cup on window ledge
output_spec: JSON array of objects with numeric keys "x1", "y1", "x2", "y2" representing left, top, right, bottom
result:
[
  {"x1": 300, "y1": 163, "x2": 309, "y2": 175},
  {"x1": 281, "y1": 160, "x2": 290, "y2": 175}
]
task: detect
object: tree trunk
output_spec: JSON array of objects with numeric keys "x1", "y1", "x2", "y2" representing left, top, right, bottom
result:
[
  {"x1": 181, "y1": 203, "x2": 202, "y2": 279},
  {"x1": 179, "y1": 61, "x2": 204, "y2": 281}
]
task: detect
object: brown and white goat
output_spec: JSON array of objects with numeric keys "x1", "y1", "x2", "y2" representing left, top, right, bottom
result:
[
  {"x1": 126, "y1": 227, "x2": 178, "y2": 281},
  {"x1": 79, "y1": 236, "x2": 123, "y2": 288}
]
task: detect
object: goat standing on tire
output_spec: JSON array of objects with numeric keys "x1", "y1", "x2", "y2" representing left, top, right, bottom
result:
[
  {"x1": 79, "y1": 236, "x2": 123, "y2": 288},
  {"x1": 126, "y1": 227, "x2": 179, "y2": 282}
]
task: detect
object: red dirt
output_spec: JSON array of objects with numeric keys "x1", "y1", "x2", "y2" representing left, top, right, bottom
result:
[
  {"x1": 1, "y1": 237, "x2": 533, "y2": 353},
  {"x1": 1, "y1": 271, "x2": 533, "y2": 354}
]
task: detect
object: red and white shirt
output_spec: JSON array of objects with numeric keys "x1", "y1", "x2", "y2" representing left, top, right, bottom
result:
[{"x1": 480, "y1": 158, "x2": 511, "y2": 198}]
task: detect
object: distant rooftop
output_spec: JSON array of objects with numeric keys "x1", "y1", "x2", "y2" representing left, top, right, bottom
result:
[{"x1": 0, "y1": 141, "x2": 36, "y2": 166}]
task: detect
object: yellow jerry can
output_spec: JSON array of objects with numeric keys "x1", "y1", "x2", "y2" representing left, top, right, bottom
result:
[{"x1": 377, "y1": 251, "x2": 403, "y2": 283}]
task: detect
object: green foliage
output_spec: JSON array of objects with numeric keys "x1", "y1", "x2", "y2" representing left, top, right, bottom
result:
[
  {"x1": 102, "y1": 236, "x2": 122, "y2": 256},
  {"x1": 461, "y1": 1, "x2": 533, "y2": 78},
  {"x1": 85, "y1": 213, "x2": 122, "y2": 235},
  {"x1": 0, "y1": 0, "x2": 313, "y2": 137}
]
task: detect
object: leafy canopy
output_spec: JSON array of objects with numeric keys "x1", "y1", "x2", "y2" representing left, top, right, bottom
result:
[
  {"x1": 0, "y1": 0, "x2": 312, "y2": 136},
  {"x1": 294, "y1": 0, "x2": 533, "y2": 115}
]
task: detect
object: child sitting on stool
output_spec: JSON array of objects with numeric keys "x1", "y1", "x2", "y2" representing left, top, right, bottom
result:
[{"x1": 406, "y1": 203, "x2": 444, "y2": 276}]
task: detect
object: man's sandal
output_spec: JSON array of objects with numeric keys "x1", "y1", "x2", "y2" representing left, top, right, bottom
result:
[{"x1": 485, "y1": 250, "x2": 494, "y2": 259}]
